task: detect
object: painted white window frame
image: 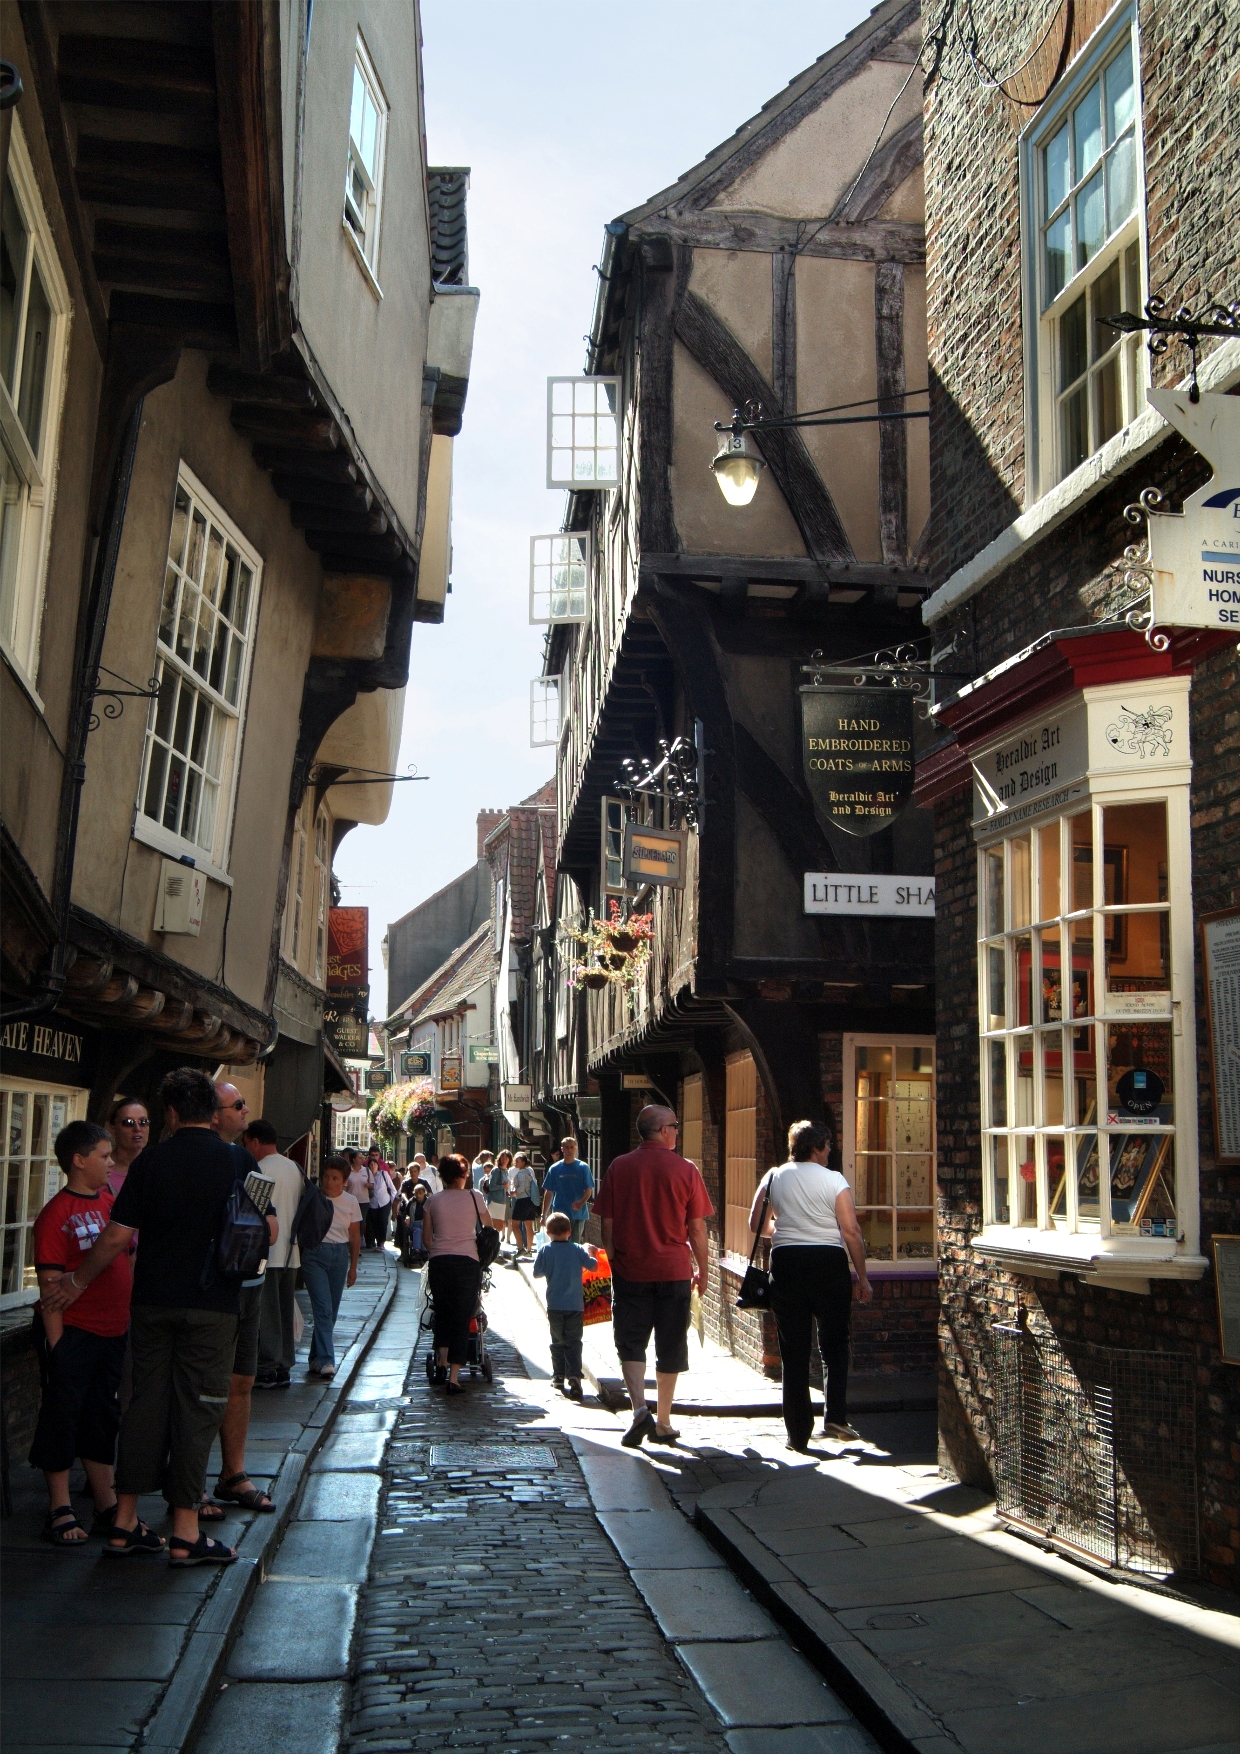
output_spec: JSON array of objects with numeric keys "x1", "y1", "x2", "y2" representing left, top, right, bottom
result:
[
  {"x1": 546, "y1": 377, "x2": 621, "y2": 489},
  {"x1": 0, "y1": 1079, "x2": 86, "y2": 1309},
  {"x1": 1021, "y1": 7, "x2": 1147, "y2": 501},
  {"x1": 530, "y1": 674, "x2": 562, "y2": 747},
  {"x1": 530, "y1": 532, "x2": 590, "y2": 624},
  {"x1": 313, "y1": 806, "x2": 330, "y2": 985},
  {"x1": 974, "y1": 774, "x2": 1199, "y2": 1282},
  {"x1": 0, "y1": 117, "x2": 72, "y2": 700},
  {"x1": 842, "y1": 1033, "x2": 937, "y2": 1269},
  {"x1": 344, "y1": 34, "x2": 389, "y2": 278},
  {"x1": 133, "y1": 464, "x2": 262, "y2": 881},
  {"x1": 284, "y1": 812, "x2": 307, "y2": 963}
]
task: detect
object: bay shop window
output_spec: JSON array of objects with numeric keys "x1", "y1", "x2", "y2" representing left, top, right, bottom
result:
[{"x1": 971, "y1": 674, "x2": 1203, "y2": 1284}]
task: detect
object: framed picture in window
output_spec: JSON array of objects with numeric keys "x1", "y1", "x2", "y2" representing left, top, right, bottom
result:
[
  {"x1": 1073, "y1": 843, "x2": 1127, "y2": 956},
  {"x1": 1108, "y1": 1110, "x2": 1173, "y2": 1224},
  {"x1": 1019, "y1": 942, "x2": 1092, "y2": 1065}
]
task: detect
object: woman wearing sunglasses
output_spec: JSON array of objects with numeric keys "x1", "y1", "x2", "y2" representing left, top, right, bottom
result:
[{"x1": 105, "y1": 1097, "x2": 150, "y2": 1196}]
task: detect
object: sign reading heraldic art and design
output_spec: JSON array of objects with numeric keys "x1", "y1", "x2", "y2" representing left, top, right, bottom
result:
[
  {"x1": 970, "y1": 678, "x2": 1190, "y2": 837},
  {"x1": 800, "y1": 688, "x2": 915, "y2": 836}
]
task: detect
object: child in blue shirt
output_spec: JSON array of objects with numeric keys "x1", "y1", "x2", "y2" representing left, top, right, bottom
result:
[{"x1": 533, "y1": 1213, "x2": 595, "y2": 1398}]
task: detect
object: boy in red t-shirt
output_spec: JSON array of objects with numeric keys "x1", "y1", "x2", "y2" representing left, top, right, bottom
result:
[{"x1": 30, "y1": 1121, "x2": 133, "y2": 1544}]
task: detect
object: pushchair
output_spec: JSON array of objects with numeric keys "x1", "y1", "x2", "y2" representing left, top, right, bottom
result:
[{"x1": 418, "y1": 1261, "x2": 495, "y2": 1383}]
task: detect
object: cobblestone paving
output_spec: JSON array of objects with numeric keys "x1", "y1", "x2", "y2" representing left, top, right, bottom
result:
[{"x1": 343, "y1": 1323, "x2": 729, "y2": 1754}]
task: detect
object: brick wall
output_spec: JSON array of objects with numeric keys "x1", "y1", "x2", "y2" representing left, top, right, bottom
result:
[{"x1": 924, "y1": 0, "x2": 1240, "y2": 586}]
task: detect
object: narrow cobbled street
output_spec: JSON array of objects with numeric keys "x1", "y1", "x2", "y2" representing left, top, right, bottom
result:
[{"x1": 195, "y1": 1265, "x2": 875, "y2": 1754}]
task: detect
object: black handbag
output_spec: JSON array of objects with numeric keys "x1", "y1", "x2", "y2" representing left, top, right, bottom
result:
[
  {"x1": 474, "y1": 1193, "x2": 502, "y2": 1270},
  {"x1": 735, "y1": 1187, "x2": 772, "y2": 1309}
]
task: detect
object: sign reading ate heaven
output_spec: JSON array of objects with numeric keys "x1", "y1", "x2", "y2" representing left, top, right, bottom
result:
[{"x1": 800, "y1": 687, "x2": 915, "y2": 836}]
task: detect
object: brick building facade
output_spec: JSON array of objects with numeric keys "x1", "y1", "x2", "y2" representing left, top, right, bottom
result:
[{"x1": 918, "y1": 0, "x2": 1239, "y2": 1587}]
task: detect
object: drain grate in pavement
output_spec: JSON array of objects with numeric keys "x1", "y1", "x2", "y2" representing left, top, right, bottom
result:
[{"x1": 428, "y1": 1442, "x2": 557, "y2": 1470}]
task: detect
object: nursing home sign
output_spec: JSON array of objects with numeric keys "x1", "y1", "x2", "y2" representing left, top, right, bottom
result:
[{"x1": 1146, "y1": 389, "x2": 1240, "y2": 630}]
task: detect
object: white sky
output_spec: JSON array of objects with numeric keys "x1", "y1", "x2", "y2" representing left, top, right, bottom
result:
[{"x1": 332, "y1": 0, "x2": 874, "y2": 1012}]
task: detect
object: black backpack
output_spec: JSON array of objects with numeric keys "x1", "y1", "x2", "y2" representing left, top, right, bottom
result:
[
  {"x1": 294, "y1": 1175, "x2": 335, "y2": 1253},
  {"x1": 205, "y1": 1156, "x2": 269, "y2": 1285}
]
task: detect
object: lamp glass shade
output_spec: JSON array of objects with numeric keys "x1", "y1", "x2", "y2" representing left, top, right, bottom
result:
[{"x1": 710, "y1": 436, "x2": 764, "y2": 506}]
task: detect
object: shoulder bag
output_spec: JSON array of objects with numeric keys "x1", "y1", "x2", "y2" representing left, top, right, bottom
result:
[
  {"x1": 735, "y1": 1185, "x2": 772, "y2": 1309},
  {"x1": 473, "y1": 1190, "x2": 502, "y2": 1269}
]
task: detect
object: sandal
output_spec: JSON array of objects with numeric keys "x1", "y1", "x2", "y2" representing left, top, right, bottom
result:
[
  {"x1": 196, "y1": 1494, "x2": 226, "y2": 1522},
  {"x1": 90, "y1": 1502, "x2": 118, "y2": 1537},
  {"x1": 213, "y1": 1472, "x2": 275, "y2": 1513},
  {"x1": 168, "y1": 1533, "x2": 238, "y2": 1568},
  {"x1": 104, "y1": 1521, "x2": 166, "y2": 1557},
  {"x1": 42, "y1": 1505, "x2": 89, "y2": 1545}
]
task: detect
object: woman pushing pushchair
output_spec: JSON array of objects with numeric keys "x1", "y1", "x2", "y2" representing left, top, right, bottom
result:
[{"x1": 420, "y1": 1155, "x2": 500, "y2": 1394}]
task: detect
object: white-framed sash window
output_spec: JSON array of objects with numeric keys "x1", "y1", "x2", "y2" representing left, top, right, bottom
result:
[
  {"x1": 0, "y1": 118, "x2": 72, "y2": 695},
  {"x1": 344, "y1": 36, "x2": 388, "y2": 274},
  {"x1": 135, "y1": 466, "x2": 261, "y2": 876},
  {"x1": 1023, "y1": 10, "x2": 1146, "y2": 497}
]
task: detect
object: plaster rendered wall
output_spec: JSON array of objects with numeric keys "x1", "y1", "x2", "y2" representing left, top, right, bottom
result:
[
  {"x1": 687, "y1": 249, "x2": 773, "y2": 382},
  {"x1": 318, "y1": 686, "x2": 404, "y2": 825},
  {"x1": 796, "y1": 256, "x2": 882, "y2": 563},
  {"x1": 74, "y1": 353, "x2": 323, "y2": 1013},
  {"x1": 669, "y1": 343, "x2": 807, "y2": 557},
  {"x1": 294, "y1": 0, "x2": 431, "y2": 534},
  {"x1": 0, "y1": 48, "x2": 104, "y2": 901}
]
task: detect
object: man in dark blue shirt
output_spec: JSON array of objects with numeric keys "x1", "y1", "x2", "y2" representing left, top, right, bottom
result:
[{"x1": 540, "y1": 1137, "x2": 594, "y2": 1243}]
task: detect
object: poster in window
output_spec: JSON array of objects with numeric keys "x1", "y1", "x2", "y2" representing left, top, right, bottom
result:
[
  {"x1": 1201, "y1": 908, "x2": 1240, "y2": 1164},
  {"x1": 1107, "y1": 1113, "x2": 1173, "y2": 1225},
  {"x1": 1018, "y1": 943, "x2": 1092, "y2": 1065},
  {"x1": 1072, "y1": 843, "x2": 1127, "y2": 955}
]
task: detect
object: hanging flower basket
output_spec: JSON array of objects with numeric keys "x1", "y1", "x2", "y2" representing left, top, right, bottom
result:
[
  {"x1": 608, "y1": 930, "x2": 639, "y2": 953},
  {"x1": 579, "y1": 969, "x2": 610, "y2": 990}
]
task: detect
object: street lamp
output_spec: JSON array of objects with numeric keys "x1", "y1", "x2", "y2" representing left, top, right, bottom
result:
[{"x1": 710, "y1": 418, "x2": 764, "y2": 506}]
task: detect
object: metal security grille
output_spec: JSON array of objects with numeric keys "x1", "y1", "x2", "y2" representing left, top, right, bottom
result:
[{"x1": 991, "y1": 1322, "x2": 1198, "y2": 1577}]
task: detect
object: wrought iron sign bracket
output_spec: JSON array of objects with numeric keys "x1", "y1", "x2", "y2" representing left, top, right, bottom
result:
[
  {"x1": 308, "y1": 764, "x2": 429, "y2": 787},
  {"x1": 613, "y1": 728, "x2": 707, "y2": 831},
  {"x1": 87, "y1": 666, "x2": 161, "y2": 733},
  {"x1": 800, "y1": 643, "x2": 973, "y2": 714},
  {"x1": 1100, "y1": 293, "x2": 1240, "y2": 402}
]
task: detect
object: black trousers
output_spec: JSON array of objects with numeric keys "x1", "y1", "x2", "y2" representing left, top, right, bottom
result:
[
  {"x1": 770, "y1": 1245, "x2": 852, "y2": 1444},
  {"x1": 365, "y1": 1203, "x2": 390, "y2": 1247},
  {"x1": 428, "y1": 1254, "x2": 481, "y2": 1365}
]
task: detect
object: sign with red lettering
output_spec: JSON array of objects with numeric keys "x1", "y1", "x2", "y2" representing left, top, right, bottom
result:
[{"x1": 327, "y1": 907, "x2": 368, "y2": 989}]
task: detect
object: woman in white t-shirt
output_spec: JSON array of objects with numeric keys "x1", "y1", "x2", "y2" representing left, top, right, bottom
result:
[{"x1": 749, "y1": 1118, "x2": 871, "y2": 1452}]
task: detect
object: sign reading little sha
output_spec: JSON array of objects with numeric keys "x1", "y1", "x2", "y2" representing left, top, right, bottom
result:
[{"x1": 800, "y1": 687, "x2": 915, "y2": 836}]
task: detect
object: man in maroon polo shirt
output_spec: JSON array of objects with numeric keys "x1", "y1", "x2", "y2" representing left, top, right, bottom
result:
[{"x1": 593, "y1": 1104, "x2": 712, "y2": 1447}]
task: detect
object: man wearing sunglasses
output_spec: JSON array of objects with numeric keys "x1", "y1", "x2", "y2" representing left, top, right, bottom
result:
[
  {"x1": 593, "y1": 1104, "x2": 712, "y2": 1449},
  {"x1": 207, "y1": 1082, "x2": 276, "y2": 1515}
]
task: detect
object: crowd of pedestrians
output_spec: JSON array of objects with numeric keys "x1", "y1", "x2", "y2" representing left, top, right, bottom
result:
[{"x1": 28, "y1": 1077, "x2": 867, "y2": 1554}]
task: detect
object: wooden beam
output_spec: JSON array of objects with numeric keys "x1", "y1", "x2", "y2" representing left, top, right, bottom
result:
[
  {"x1": 636, "y1": 211, "x2": 923, "y2": 265},
  {"x1": 639, "y1": 553, "x2": 927, "y2": 589},
  {"x1": 230, "y1": 407, "x2": 340, "y2": 450},
  {"x1": 771, "y1": 249, "x2": 797, "y2": 414},
  {"x1": 875, "y1": 261, "x2": 907, "y2": 564},
  {"x1": 56, "y1": 33, "x2": 217, "y2": 115},
  {"x1": 270, "y1": 474, "x2": 372, "y2": 512},
  {"x1": 251, "y1": 445, "x2": 358, "y2": 483},
  {"x1": 673, "y1": 291, "x2": 854, "y2": 565},
  {"x1": 211, "y1": 0, "x2": 291, "y2": 371},
  {"x1": 636, "y1": 245, "x2": 685, "y2": 555},
  {"x1": 831, "y1": 115, "x2": 923, "y2": 224},
  {"x1": 74, "y1": 136, "x2": 225, "y2": 213},
  {"x1": 207, "y1": 364, "x2": 316, "y2": 408},
  {"x1": 107, "y1": 291, "x2": 236, "y2": 349},
  {"x1": 289, "y1": 503, "x2": 389, "y2": 536}
]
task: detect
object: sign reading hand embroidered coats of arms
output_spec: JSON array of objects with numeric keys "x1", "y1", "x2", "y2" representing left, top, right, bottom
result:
[{"x1": 800, "y1": 686, "x2": 915, "y2": 836}]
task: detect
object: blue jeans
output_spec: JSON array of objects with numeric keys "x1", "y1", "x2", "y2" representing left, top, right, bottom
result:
[{"x1": 302, "y1": 1241, "x2": 350, "y2": 1369}]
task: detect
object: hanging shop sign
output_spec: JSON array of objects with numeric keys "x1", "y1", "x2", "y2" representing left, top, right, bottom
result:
[
  {"x1": 327, "y1": 907, "x2": 368, "y2": 988},
  {"x1": 502, "y1": 1083, "x2": 532, "y2": 1110},
  {"x1": 439, "y1": 1054, "x2": 462, "y2": 1094},
  {"x1": 800, "y1": 687, "x2": 915, "y2": 836},
  {"x1": 401, "y1": 1049, "x2": 432, "y2": 1075},
  {"x1": 1146, "y1": 390, "x2": 1240, "y2": 630},
  {"x1": 0, "y1": 1012, "x2": 102, "y2": 1089},
  {"x1": 366, "y1": 1068, "x2": 390, "y2": 1093},
  {"x1": 621, "y1": 1073, "x2": 651, "y2": 1089},
  {"x1": 623, "y1": 823, "x2": 686, "y2": 888},
  {"x1": 468, "y1": 1044, "x2": 497, "y2": 1063},
  {"x1": 323, "y1": 984, "x2": 369, "y2": 1057},
  {"x1": 804, "y1": 875, "x2": 935, "y2": 917}
]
